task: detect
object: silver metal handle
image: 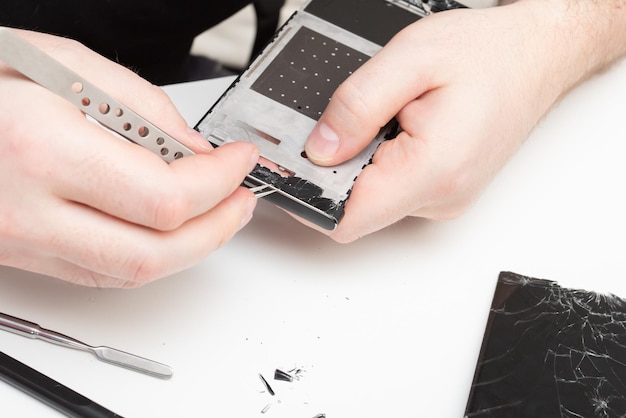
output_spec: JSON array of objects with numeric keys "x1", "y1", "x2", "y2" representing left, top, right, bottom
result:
[
  {"x1": 0, "y1": 312, "x2": 173, "y2": 378},
  {"x1": 0, "y1": 312, "x2": 88, "y2": 350},
  {"x1": 0, "y1": 312, "x2": 41, "y2": 339}
]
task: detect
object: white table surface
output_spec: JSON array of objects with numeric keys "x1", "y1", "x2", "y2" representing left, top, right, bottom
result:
[{"x1": 1, "y1": 57, "x2": 626, "y2": 418}]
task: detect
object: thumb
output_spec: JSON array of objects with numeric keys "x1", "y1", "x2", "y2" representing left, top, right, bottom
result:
[{"x1": 303, "y1": 25, "x2": 433, "y2": 166}]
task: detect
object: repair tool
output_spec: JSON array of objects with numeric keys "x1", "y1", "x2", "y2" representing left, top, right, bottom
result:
[{"x1": 0, "y1": 312, "x2": 173, "y2": 379}]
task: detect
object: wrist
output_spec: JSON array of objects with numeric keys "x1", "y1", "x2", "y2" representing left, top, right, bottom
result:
[{"x1": 511, "y1": 0, "x2": 626, "y2": 90}]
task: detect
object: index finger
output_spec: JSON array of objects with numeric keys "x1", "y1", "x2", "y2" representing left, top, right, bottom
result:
[{"x1": 53, "y1": 111, "x2": 259, "y2": 231}]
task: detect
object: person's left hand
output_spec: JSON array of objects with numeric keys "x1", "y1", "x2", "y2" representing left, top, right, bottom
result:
[{"x1": 0, "y1": 29, "x2": 258, "y2": 287}]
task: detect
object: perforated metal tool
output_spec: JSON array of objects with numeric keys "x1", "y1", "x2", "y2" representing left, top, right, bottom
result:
[
  {"x1": 0, "y1": 27, "x2": 277, "y2": 198},
  {"x1": 0, "y1": 27, "x2": 194, "y2": 163}
]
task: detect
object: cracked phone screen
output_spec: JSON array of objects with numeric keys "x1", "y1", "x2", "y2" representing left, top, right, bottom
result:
[{"x1": 465, "y1": 271, "x2": 626, "y2": 417}]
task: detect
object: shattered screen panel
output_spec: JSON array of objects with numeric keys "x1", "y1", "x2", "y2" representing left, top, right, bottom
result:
[{"x1": 465, "y1": 271, "x2": 626, "y2": 417}]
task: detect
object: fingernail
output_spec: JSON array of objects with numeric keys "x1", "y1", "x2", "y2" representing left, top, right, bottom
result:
[
  {"x1": 186, "y1": 127, "x2": 214, "y2": 152},
  {"x1": 247, "y1": 146, "x2": 260, "y2": 172},
  {"x1": 239, "y1": 197, "x2": 257, "y2": 230},
  {"x1": 306, "y1": 122, "x2": 339, "y2": 162}
]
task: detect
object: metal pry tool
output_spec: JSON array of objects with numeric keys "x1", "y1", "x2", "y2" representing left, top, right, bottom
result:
[
  {"x1": 0, "y1": 27, "x2": 277, "y2": 196},
  {"x1": 0, "y1": 312, "x2": 173, "y2": 379}
]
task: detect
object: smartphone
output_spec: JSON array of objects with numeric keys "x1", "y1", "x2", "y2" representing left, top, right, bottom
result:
[{"x1": 196, "y1": 0, "x2": 468, "y2": 230}]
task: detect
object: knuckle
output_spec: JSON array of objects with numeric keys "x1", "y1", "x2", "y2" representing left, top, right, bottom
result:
[
  {"x1": 332, "y1": 79, "x2": 374, "y2": 125},
  {"x1": 49, "y1": 37, "x2": 90, "y2": 64},
  {"x1": 433, "y1": 173, "x2": 463, "y2": 201},
  {"x1": 124, "y1": 249, "x2": 168, "y2": 285},
  {"x1": 215, "y1": 227, "x2": 233, "y2": 250},
  {"x1": 427, "y1": 173, "x2": 473, "y2": 220},
  {"x1": 83, "y1": 272, "x2": 143, "y2": 289},
  {"x1": 0, "y1": 209, "x2": 19, "y2": 242},
  {"x1": 140, "y1": 83, "x2": 177, "y2": 115},
  {"x1": 147, "y1": 189, "x2": 192, "y2": 231}
]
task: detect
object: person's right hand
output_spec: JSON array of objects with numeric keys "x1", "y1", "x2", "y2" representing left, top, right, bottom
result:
[
  {"x1": 0, "y1": 29, "x2": 259, "y2": 288},
  {"x1": 302, "y1": 0, "x2": 626, "y2": 243}
]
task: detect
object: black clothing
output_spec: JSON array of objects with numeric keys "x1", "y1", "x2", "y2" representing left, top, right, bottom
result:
[{"x1": 0, "y1": 1, "x2": 260, "y2": 85}]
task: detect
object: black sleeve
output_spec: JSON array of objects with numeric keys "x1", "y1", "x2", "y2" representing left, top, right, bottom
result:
[{"x1": 0, "y1": 0, "x2": 252, "y2": 84}]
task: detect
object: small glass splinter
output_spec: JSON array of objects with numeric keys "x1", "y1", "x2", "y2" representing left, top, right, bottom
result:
[
  {"x1": 258, "y1": 373, "x2": 275, "y2": 396},
  {"x1": 274, "y1": 369, "x2": 294, "y2": 382}
]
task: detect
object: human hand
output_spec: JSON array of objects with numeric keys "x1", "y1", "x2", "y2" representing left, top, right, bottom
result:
[
  {"x1": 303, "y1": 0, "x2": 612, "y2": 243},
  {"x1": 0, "y1": 29, "x2": 259, "y2": 287}
]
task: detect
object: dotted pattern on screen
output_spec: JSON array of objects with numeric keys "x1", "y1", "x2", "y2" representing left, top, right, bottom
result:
[{"x1": 251, "y1": 26, "x2": 370, "y2": 120}]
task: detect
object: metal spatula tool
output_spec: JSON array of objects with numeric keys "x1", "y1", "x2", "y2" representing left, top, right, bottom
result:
[{"x1": 0, "y1": 312, "x2": 173, "y2": 379}]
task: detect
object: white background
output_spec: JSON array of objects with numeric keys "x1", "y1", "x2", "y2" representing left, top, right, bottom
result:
[{"x1": 1, "y1": 49, "x2": 625, "y2": 418}]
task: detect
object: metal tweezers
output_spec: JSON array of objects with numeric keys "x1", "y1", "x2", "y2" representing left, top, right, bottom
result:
[{"x1": 0, "y1": 27, "x2": 276, "y2": 197}]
